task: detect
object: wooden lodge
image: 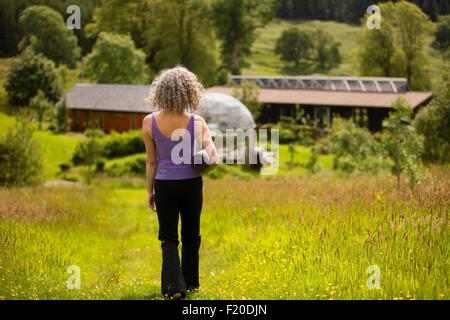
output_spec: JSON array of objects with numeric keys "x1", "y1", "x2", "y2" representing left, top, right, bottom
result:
[{"x1": 67, "y1": 76, "x2": 432, "y2": 133}]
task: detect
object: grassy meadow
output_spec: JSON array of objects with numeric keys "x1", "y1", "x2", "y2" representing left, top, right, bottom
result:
[
  {"x1": 1, "y1": 168, "x2": 448, "y2": 300},
  {"x1": 0, "y1": 110, "x2": 449, "y2": 300},
  {"x1": 243, "y1": 19, "x2": 360, "y2": 76}
]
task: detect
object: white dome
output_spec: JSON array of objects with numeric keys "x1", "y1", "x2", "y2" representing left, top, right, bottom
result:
[{"x1": 198, "y1": 93, "x2": 256, "y2": 132}]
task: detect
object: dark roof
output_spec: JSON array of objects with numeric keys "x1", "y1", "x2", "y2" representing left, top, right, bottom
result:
[
  {"x1": 67, "y1": 82, "x2": 433, "y2": 113},
  {"x1": 206, "y1": 87, "x2": 433, "y2": 109},
  {"x1": 67, "y1": 83, "x2": 153, "y2": 113}
]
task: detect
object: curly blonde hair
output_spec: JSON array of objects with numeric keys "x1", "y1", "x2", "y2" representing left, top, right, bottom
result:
[{"x1": 148, "y1": 66, "x2": 204, "y2": 112}]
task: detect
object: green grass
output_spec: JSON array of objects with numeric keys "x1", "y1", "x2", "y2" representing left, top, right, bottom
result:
[
  {"x1": 0, "y1": 112, "x2": 84, "y2": 179},
  {"x1": 0, "y1": 186, "x2": 161, "y2": 300},
  {"x1": 1, "y1": 169, "x2": 448, "y2": 300},
  {"x1": 34, "y1": 131, "x2": 84, "y2": 180},
  {"x1": 278, "y1": 144, "x2": 333, "y2": 175},
  {"x1": 243, "y1": 19, "x2": 361, "y2": 76}
]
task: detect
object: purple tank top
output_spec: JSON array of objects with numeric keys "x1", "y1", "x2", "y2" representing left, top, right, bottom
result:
[{"x1": 152, "y1": 112, "x2": 201, "y2": 180}]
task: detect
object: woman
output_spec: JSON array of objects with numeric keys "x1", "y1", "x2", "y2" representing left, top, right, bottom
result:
[{"x1": 142, "y1": 66, "x2": 218, "y2": 300}]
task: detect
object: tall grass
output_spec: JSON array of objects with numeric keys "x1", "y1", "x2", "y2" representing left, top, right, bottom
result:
[
  {"x1": 197, "y1": 170, "x2": 449, "y2": 299},
  {"x1": 0, "y1": 168, "x2": 448, "y2": 300}
]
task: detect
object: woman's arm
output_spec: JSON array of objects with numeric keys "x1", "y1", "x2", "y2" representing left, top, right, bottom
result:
[
  {"x1": 142, "y1": 115, "x2": 157, "y2": 211},
  {"x1": 199, "y1": 117, "x2": 219, "y2": 173}
]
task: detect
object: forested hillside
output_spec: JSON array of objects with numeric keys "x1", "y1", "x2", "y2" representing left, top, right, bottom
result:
[
  {"x1": 276, "y1": 0, "x2": 450, "y2": 22},
  {"x1": 1, "y1": 0, "x2": 449, "y2": 57}
]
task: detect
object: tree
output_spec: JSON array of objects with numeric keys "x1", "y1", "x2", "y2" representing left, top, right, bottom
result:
[
  {"x1": 82, "y1": 32, "x2": 149, "y2": 84},
  {"x1": 356, "y1": 23, "x2": 404, "y2": 77},
  {"x1": 87, "y1": 0, "x2": 219, "y2": 86},
  {"x1": 232, "y1": 80, "x2": 262, "y2": 121},
  {"x1": 275, "y1": 27, "x2": 341, "y2": 70},
  {"x1": 212, "y1": 0, "x2": 279, "y2": 74},
  {"x1": 385, "y1": 1, "x2": 435, "y2": 90},
  {"x1": 29, "y1": 90, "x2": 52, "y2": 130},
  {"x1": 382, "y1": 98, "x2": 424, "y2": 190},
  {"x1": 54, "y1": 97, "x2": 69, "y2": 133},
  {"x1": 19, "y1": 5, "x2": 81, "y2": 68},
  {"x1": 145, "y1": 0, "x2": 220, "y2": 86},
  {"x1": 433, "y1": 15, "x2": 450, "y2": 50},
  {"x1": 86, "y1": 0, "x2": 149, "y2": 50},
  {"x1": 5, "y1": 49, "x2": 62, "y2": 107},
  {"x1": 312, "y1": 29, "x2": 341, "y2": 69},
  {"x1": 0, "y1": 0, "x2": 101, "y2": 57},
  {"x1": 356, "y1": 1, "x2": 435, "y2": 90},
  {"x1": 414, "y1": 63, "x2": 450, "y2": 163},
  {"x1": 275, "y1": 28, "x2": 313, "y2": 67},
  {"x1": 0, "y1": 111, "x2": 43, "y2": 186}
]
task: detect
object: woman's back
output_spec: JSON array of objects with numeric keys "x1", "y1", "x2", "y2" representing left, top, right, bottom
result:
[
  {"x1": 151, "y1": 110, "x2": 201, "y2": 180},
  {"x1": 153, "y1": 111, "x2": 192, "y2": 140}
]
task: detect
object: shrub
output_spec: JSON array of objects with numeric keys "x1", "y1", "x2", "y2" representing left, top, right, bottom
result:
[
  {"x1": 106, "y1": 155, "x2": 146, "y2": 177},
  {"x1": 330, "y1": 119, "x2": 389, "y2": 174},
  {"x1": 71, "y1": 129, "x2": 104, "y2": 166},
  {"x1": 305, "y1": 149, "x2": 321, "y2": 173},
  {"x1": 59, "y1": 162, "x2": 71, "y2": 173},
  {"x1": 279, "y1": 128, "x2": 296, "y2": 144},
  {"x1": 271, "y1": 116, "x2": 328, "y2": 147},
  {"x1": 0, "y1": 112, "x2": 43, "y2": 186},
  {"x1": 95, "y1": 158, "x2": 106, "y2": 173},
  {"x1": 296, "y1": 125, "x2": 318, "y2": 146},
  {"x1": 72, "y1": 130, "x2": 145, "y2": 166},
  {"x1": 126, "y1": 157, "x2": 146, "y2": 175},
  {"x1": 102, "y1": 131, "x2": 145, "y2": 159}
]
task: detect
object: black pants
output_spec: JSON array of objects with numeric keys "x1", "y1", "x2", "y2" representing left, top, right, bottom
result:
[{"x1": 154, "y1": 176, "x2": 203, "y2": 297}]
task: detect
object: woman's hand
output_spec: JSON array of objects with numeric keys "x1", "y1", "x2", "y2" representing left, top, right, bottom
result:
[{"x1": 148, "y1": 193, "x2": 156, "y2": 212}]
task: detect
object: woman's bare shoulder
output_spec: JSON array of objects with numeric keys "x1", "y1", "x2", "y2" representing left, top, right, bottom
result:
[
  {"x1": 143, "y1": 113, "x2": 154, "y2": 122},
  {"x1": 142, "y1": 113, "x2": 154, "y2": 137},
  {"x1": 194, "y1": 114, "x2": 207, "y2": 125}
]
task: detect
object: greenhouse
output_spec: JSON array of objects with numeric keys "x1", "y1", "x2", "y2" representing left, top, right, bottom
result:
[{"x1": 198, "y1": 92, "x2": 256, "y2": 132}]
